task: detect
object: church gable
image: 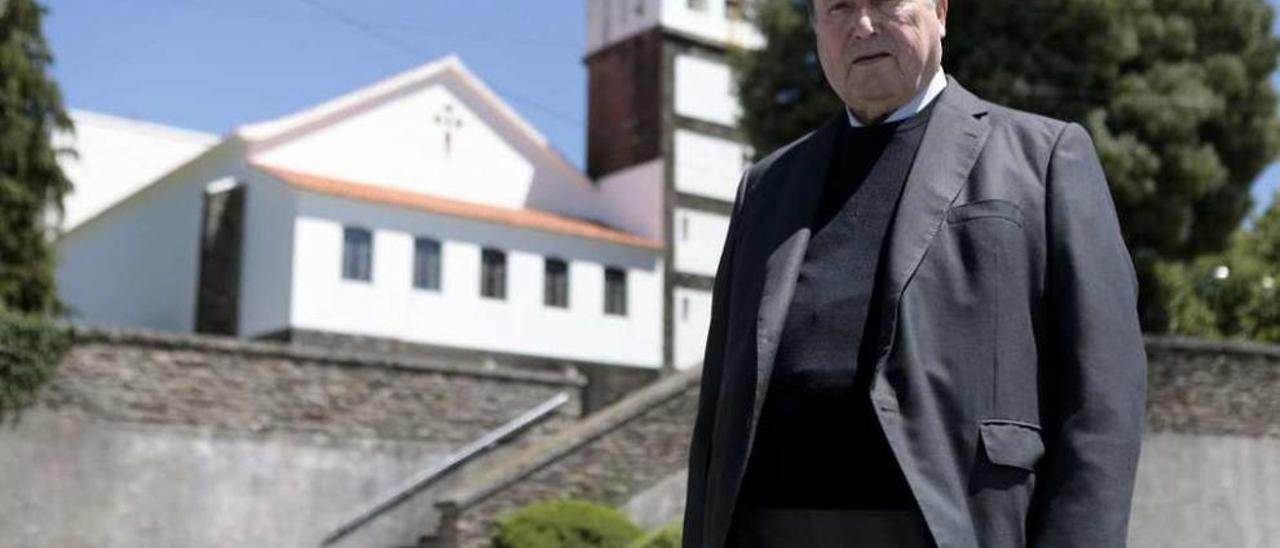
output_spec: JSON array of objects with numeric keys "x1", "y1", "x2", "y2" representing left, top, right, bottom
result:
[{"x1": 238, "y1": 56, "x2": 595, "y2": 216}]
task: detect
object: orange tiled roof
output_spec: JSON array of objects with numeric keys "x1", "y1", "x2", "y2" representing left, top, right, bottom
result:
[{"x1": 254, "y1": 164, "x2": 663, "y2": 251}]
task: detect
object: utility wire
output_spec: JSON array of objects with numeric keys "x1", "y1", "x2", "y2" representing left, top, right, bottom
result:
[{"x1": 294, "y1": 0, "x2": 589, "y2": 131}]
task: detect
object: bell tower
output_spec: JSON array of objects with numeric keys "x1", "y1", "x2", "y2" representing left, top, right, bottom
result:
[{"x1": 585, "y1": 0, "x2": 763, "y2": 371}]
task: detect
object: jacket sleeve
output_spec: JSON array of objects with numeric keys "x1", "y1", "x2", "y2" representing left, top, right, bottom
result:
[
  {"x1": 681, "y1": 168, "x2": 751, "y2": 548},
  {"x1": 1027, "y1": 122, "x2": 1148, "y2": 548}
]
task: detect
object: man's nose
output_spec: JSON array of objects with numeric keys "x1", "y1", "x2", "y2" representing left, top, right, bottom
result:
[{"x1": 849, "y1": 7, "x2": 876, "y2": 40}]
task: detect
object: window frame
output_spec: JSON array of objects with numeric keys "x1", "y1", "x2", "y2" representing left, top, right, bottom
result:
[
  {"x1": 544, "y1": 257, "x2": 570, "y2": 308},
  {"x1": 341, "y1": 226, "x2": 373, "y2": 282},
  {"x1": 604, "y1": 266, "x2": 628, "y2": 316},
  {"x1": 412, "y1": 236, "x2": 442, "y2": 291},
  {"x1": 481, "y1": 247, "x2": 507, "y2": 300}
]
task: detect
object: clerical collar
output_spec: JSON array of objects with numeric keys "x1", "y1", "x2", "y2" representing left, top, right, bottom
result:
[{"x1": 846, "y1": 68, "x2": 948, "y2": 128}]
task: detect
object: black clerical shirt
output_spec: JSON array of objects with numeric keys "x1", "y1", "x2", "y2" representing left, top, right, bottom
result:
[{"x1": 737, "y1": 101, "x2": 936, "y2": 510}]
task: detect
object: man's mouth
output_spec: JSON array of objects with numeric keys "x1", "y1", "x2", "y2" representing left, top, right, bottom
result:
[{"x1": 852, "y1": 52, "x2": 892, "y2": 65}]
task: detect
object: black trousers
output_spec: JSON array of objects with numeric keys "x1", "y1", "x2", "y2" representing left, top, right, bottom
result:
[{"x1": 729, "y1": 508, "x2": 935, "y2": 548}]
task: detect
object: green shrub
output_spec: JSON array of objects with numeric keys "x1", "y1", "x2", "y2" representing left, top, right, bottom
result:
[
  {"x1": 491, "y1": 499, "x2": 643, "y2": 548},
  {"x1": 625, "y1": 521, "x2": 682, "y2": 548},
  {"x1": 0, "y1": 309, "x2": 70, "y2": 419}
]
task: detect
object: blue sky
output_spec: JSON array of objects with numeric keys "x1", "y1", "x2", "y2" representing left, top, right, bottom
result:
[{"x1": 41, "y1": 0, "x2": 1280, "y2": 219}]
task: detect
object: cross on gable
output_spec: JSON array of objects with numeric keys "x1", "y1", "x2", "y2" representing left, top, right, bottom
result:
[{"x1": 433, "y1": 104, "x2": 464, "y2": 157}]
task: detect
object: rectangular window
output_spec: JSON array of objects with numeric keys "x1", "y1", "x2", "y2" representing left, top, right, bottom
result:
[
  {"x1": 413, "y1": 237, "x2": 442, "y2": 290},
  {"x1": 604, "y1": 267, "x2": 627, "y2": 316},
  {"x1": 544, "y1": 257, "x2": 570, "y2": 308},
  {"x1": 481, "y1": 247, "x2": 507, "y2": 299},
  {"x1": 342, "y1": 226, "x2": 373, "y2": 282}
]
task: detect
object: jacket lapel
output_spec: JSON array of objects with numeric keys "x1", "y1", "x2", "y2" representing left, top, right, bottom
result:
[
  {"x1": 871, "y1": 77, "x2": 992, "y2": 373},
  {"x1": 749, "y1": 76, "x2": 992, "y2": 432}
]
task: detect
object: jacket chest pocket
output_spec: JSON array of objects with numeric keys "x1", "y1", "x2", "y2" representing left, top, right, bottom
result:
[
  {"x1": 943, "y1": 199, "x2": 1041, "y2": 420},
  {"x1": 978, "y1": 418, "x2": 1045, "y2": 472},
  {"x1": 946, "y1": 199, "x2": 1025, "y2": 228}
]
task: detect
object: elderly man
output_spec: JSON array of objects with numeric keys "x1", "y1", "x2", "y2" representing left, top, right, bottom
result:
[{"x1": 680, "y1": 0, "x2": 1148, "y2": 547}]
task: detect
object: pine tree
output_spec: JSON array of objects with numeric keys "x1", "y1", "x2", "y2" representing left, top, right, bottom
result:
[
  {"x1": 733, "y1": 0, "x2": 1280, "y2": 332},
  {"x1": 0, "y1": 0, "x2": 74, "y2": 315}
]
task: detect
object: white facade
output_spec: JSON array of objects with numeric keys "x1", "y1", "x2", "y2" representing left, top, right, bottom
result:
[
  {"x1": 673, "y1": 287, "x2": 713, "y2": 370},
  {"x1": 288, "y1": 190, "x2": 662, "y2": 367},
  {"x1": 586, "y1": 0, "x2": 764, "y2": 55},
  {"x1": 672, "y1": 207, "x2": 731, "y2": 277},
  {"x1": 674, "y1": 129, "x2": 751, "y2": 202},
  {"x1": 56, "y1": 56, "x2": 667, "y2": 369},
  {"x1": 56, "y1": 141, "x2": 246, "y2": 333},
  {"x1": 674, "y1": 55, "x2": 742, "y2": 127}
]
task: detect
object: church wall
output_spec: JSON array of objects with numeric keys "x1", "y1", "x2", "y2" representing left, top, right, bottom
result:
[
  {"x1": 673, "y1": 287, "x2": 713, "y2": 370},
  {"x1": 236, "y1": 169, "x2": 298, "y2": 339},
  {"x1": 596, "y1": 158, "x2": 666, "y2": 241},
  {"x1": 249, "y1": 72, "x2": 603, "y2": 227},
  {"x1": 288, "y1": 190, "x2": 665, "y2": 369},
  {"x1": 673, "y1": 54, "x2": 741, "y2": 127},
  {"x1": 671, "y1": 206, "x2": 730, "y2": 277},
  {"x1": 673, "y1": 128, "x2": 751, "y2": 202},
  {"x1": 251, "y1": 81, "x2": 536, "y2": 211},
  {"x1": 55, "y1": 142, "x2": 246, "y2": 334}
]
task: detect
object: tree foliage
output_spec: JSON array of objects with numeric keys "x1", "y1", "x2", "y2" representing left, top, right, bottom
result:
[
  {"x1": 0, "y1": 309, "x2": 70, "y2": 419},
  {"x1": 1160, "y1": 192, "x2": 1280, "y2": 343},
  {"x1": 1, "y1": 0, "x2": 74, "y2": 315},
  {"x1": 733, "y1": 0, "x2": 1280, "y2": 332}
]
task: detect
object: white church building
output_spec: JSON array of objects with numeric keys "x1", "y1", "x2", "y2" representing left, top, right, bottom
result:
[{"x1": 56, "y1": 0, "x2": 762, "y2": 376}]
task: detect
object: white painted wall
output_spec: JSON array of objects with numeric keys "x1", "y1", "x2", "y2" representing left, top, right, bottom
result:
[
  {"x1": 237, "y1": 171, "x2": 297, "y2": 338},
  {"x1": 586, "y1": 0, "x2": 765, "y2": 54},
  {"x1": 289, "y1": 191, "x2": 664, "y2": 368},
  {"x1": 55, "y1": 142, "x2": 245, "y2": 333},
  {"x1": 674, "y1": 55, "x2": 742, "y2": 127},
  {"x1": 659, "y1": 0, "x2": 765, "y2": 50},
  {"x1": 673, "y1": 287, "x2": 713, "y2": 370},
  {"x1": 673, "y1": 207, "x2": 730, "y2": 277},
  {"x1": 251, "y1": 74, "x2": 601, "y2": 225},
  {"x1": 54, "y1": 110, "x2": 218, "y2": 231},
  {"x1": 674, "y1": 129, "x2": 750, "y2": 203},
  {"x1": 597, "y1": 158, "x2": 665, "y2": 241}
]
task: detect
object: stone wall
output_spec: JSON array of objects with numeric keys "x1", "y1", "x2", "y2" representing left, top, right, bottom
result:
[
  {"x1": 257, "y1": 327, "x2": 660, "y2": 416},
  {"x1": 0, "y1": 326, "x2": 586, "y2": 548},
  {"x1": 431, "y1": 336, "x2": 1280, "y2": 548}
]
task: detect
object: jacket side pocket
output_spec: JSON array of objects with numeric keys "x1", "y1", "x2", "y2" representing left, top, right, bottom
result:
[{"x1": 978, "y1": 418, "x2": 1045, "y2": 472}]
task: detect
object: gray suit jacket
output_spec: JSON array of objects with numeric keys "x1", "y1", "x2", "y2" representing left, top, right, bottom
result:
[{"x1": 682, "y1": 76, "x2": 1147, "y2": 548}]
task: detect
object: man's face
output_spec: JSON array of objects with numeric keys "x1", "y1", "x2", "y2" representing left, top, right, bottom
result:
[{"x1": 812, "y1": 0, "x2": 948, "y2": 122}]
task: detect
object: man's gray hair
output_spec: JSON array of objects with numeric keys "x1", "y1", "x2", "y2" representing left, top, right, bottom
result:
[{"x1": 803, "y1": 0, "x2": 938, "y2": 26}]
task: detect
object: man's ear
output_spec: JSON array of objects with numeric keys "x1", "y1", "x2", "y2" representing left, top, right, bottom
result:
[{"x1": 936, "y1": 0, "x2": 949, "y2": 37}]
